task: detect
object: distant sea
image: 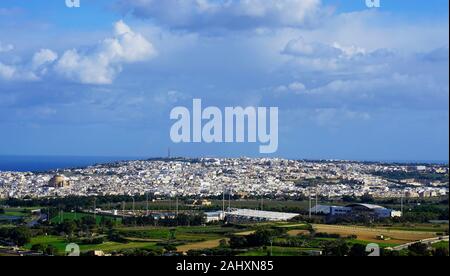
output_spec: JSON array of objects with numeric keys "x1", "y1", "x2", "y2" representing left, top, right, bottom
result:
[
  {"x1": 0, "y1": 155, "x2": 447, "y2": 173},
  {"x1": 0, "y1": 156, "x2": 139, "y2": 173}
]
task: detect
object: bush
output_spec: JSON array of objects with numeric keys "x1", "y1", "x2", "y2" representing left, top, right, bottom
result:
[
  {"x1": 0, "y1": 227, "x2": 31, "y2": 246},
  {"x1": 408, "y1": 243, "x2": 431, "y2": 256},
  {"x1": 314, "y1": 232, "x2": 341, "y2": 239}
]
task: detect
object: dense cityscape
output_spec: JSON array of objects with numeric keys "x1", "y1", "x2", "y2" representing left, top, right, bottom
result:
[{"x1": 0, "y1": 158, "x2": 448, "y2": 200}]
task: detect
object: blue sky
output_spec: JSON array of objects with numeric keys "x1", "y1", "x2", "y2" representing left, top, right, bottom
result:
[{"x1": 0, "y1": 0, "x2": 448, "y2": 161}]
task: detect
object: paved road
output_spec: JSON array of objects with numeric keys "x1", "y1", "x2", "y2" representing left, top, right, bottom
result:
[{"x1": 392, "y1": 236, "x2": 449, "y2": 251}]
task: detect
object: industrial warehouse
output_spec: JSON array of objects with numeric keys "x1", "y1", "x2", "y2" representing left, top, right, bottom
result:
[
  {"x1": 205, "y1": 209, "x2": 299, "y2": 223},
  {"x1": 310, "y1": 203, "x2": 403, "y2": 219}
]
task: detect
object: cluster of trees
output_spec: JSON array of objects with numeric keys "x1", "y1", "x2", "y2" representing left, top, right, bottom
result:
[
  {"x1": 407, "y1": 242, "x2": 449, "y2": 257},
  {"x1": 122, "y1": 213, "x2": 205, "y2": 227},
  {"x1": 386, "y1": 204, "x2": 450, "y2": 224},
  {"x1": 30, "y1": 244, "x2": 57, "y2": 255},
  {"x1": 187, "y1": 247, "x2": 236, "y2": 256},
  {"x1": 0, "y1": 227, "x2": 31, "y2": 246},
  {"x1": 372, "y1": 171, "x2": 449, "y2": 183},
  {"x1": 321, "y1": 240, "x2": 381, "y2": 256},
  {"x1": 53, "y1": 216, "x2": 115, "y2": 237},
  {"x1": 229, "y1": 228, "x2": 286, "y2": 249},
  {"x1": 115, "y1": 248, "x2": 164, "y2": 257},
  {"x1": 322, "y1": 240, "x2": 381, "y2": 256},
  {"x1": 342, "y1": 194, "x2": 375, "y2": 203}
]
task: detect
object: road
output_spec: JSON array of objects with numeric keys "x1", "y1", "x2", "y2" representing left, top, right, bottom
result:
[{"x1": 392, "y1": 236, "x2": 449, "y2": 251}]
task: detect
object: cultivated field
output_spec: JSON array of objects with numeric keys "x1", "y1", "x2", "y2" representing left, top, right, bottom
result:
[
  {"x1": 177, "y1": 238, "x2": 226, "y2": 252},
  {"x1": 312, "y1": 224, "x2": 440, "y2": 244}
]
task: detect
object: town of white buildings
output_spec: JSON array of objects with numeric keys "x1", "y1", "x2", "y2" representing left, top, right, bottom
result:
[{"x1": 0, "y1": 158, "x2": 448, "y2": 200}]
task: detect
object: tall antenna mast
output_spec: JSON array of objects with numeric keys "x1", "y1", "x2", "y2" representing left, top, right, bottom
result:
[
  {"x1": 309, "y1": 188, "x2": 312, "y2": 219},
  {"x1": 401, "y1": 190, "x2": 404, "y2": 216},
  {"x1": 146, "y1": 193, "x2": 149, "y2": 216},
  {"x1": 122, "y1": 201, "x2": 125, "y2": 220},
  {"x1": 93, "y1": 197, "x2": 96, "y2": 221},
  {"x1": 228, "y1": 186, "x2": 231, "y2": 211},
  {"x1": 315, "y1": 186, "x2": 318, "y2": 215},
  {"x1": 222, "y1": 185, "x2": 225, "y2": 214}
]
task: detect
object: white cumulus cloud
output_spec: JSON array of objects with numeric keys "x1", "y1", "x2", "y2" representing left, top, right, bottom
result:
[
  {"x1": 0, "y1": 42, "x2": 14, "y2": 53},
  {"x1": 32, "y1": 49, "x2": 58, "y2": 69},
  {"x1": 55, "y1": 20, "x2": 157, "y2": 85},
  {"x1": 0, "y1": 62, "x2": 16, "y2": 80},
  {"x1": 0, "y1": 21, "x2": 156, "y2": 84}
]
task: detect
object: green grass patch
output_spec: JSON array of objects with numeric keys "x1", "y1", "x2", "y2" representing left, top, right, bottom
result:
[
  {"x1": 25, "y1": 235, "x2": 161, "y2": 255},
  {"x1": 432, "y1": 241, "x2": 449, "y2": 250},
  {"x1": 50, "y1": 212, "x2": 122, "y2": 225}
]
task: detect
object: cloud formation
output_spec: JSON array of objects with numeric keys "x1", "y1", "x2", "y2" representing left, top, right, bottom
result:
[
  {"x1": 115, "y1": 0, "x2": 326, "y2": 29},
  {"x1": 0, "y1": 41, "x2": 14, "y2": 53},
  {"x1": 55, "y1": 20, "x2": 157, "y2": 84},
  {"x1": 0, "y1": 21, "x2": 156, "y2": 85}
]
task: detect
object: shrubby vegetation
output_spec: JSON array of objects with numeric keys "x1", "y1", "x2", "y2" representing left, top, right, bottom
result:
[
  {"x1": 122, "y1": 213, "x2": 206, "y2": 227},
  {"x1": 0, "y1": 227, "x2": 31, "y2": 246}
]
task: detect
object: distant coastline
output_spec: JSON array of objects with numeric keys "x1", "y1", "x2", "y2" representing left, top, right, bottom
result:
[
  {"x1": 0, "y1": 155, "x2": 141, "y2": 173},
  {"x1": 0, "y1": 155, "x2": 448, "y2": 173}
]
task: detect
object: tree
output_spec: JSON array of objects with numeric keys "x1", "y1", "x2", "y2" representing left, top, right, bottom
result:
[
  {"x1": 360, "y1": 194, "x2": 375, "y2": 203},
  {"x1": 348, "y1": 244, "x2": 367, "y2": 256},
  {"x1": 342, "y1": 195, "x2": 358, "y2": 203},
  {"x1": 100, "y1": 217, "x2": 114, "y2": 229},
  {"x1": 60, "y1": 220, "x2": 77, "y2": 236},
  {"x1": 219, "y1": 239, "x2": 228, "y2": 248},
  {"x1": 433, "y1": 247, "x2": 449, "y2": 257},
  {"x1": 408, "y1": 243, "x2": 431, "y2": 256},
  {"x1": 31, "y1": 244, "x2": 47, "y2": 253},
  {"x1": 229, "y1": 236, "x2": 248, "y2": 249},
  {"x1": 81, "y1": 216, "x2": 97, "y2": 232},
  {"x1": 164, "y1": 244, "x2": 177, "y2": 252},
  {"x1": 10, "y1": 227, "x2": 32, "y2": 246},
  {"x1": 45, "y1": 244, "x2": 57, "y2": 256},
  {"x1": 323, "y1": 240, "x2": 350, "y2": 256},
  {"x1": 246, "y1": 230, "x2": 272, "y2": 247}
]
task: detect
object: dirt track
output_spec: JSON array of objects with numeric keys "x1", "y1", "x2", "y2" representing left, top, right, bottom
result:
[{"x1": 312, "y1": 224, "x2": 438, "y2": 244}]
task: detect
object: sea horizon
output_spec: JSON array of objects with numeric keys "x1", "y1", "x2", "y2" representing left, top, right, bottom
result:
[{"x1": 0, "y1": 155, "x2": 448, "y2": 173}]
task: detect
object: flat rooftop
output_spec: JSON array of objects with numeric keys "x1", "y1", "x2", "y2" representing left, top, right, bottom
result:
[{"x1": 225, "y1": 208, "x2": 299, "y2": 221}]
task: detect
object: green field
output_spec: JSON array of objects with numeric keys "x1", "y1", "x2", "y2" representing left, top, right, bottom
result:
[
  {"x1": 24, "y1": 235, "x2": 161, "y2": 255},
  {"x1": 50, "y1": 212, "x2": 122, "y2": 225},
  {"x1": 432, "y1": 241, "x2": 450, "y2": 250},
  {"x1": 117, "y1": 225, "x2": 244, "y2": 242},
  {"x1": 23, "y1": 225, "x2": 245, "y2": 255},
  {"x1": 1, "y1": 207, "x2": 39, "y2": 218},
  {"x1": 239, "y1": 246, "x2": 317, "y2": 256}
]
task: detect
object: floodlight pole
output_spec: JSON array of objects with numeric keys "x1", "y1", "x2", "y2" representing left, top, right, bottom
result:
[{"x1": 309, "y1": 188, "x2": 312, "y2": 219}]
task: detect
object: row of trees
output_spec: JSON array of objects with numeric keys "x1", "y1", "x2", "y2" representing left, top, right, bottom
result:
[
  {"x1": 407, "y1": 242, "x2": 449, "y2": 257},
  {"x1": 122, "y1": 213, "x2": 206, "y2": 227},
  {"x1": 229, "y1": 228, "x2": 286, "y2": 249},
  {"x1": 52, "y1": 215, "x2": 116, "y2": 237}
]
